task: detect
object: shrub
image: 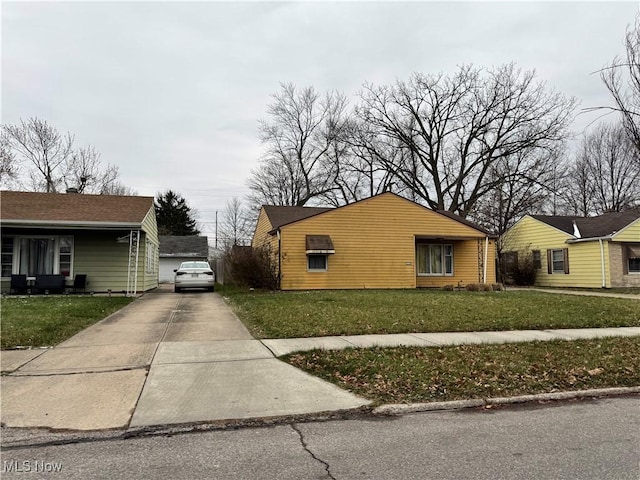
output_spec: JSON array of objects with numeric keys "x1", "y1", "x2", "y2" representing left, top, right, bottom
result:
[
  {"x1": 442, "y1": 284, "x2": 454, "y2": 291},
  {"x1": 224, "y1": 246, "x2": 278, "y2": 290},
  {"x1": 466, "y1": 283, "x2": 480, "y2": 292},
  {"x1": 491, "y1": 283, "x2": 505, "y2": 291},
  {"x1": 501, "y1": 250, "x2": 537, "y2": 286}
]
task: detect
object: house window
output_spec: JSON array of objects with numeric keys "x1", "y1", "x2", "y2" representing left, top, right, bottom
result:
[
  {"x1": 532, "y1": 250, "x2": 541, "y2": 269},
  {"x1": 59, "y1": 237, "x2": 73, "y2": 277},
  {"x1": 547, "y1": 248, "x2": 569, "y2": 274},
  {"x1": 1, "y1": 237, "x2": 14, "y2": 278},
  {"x1": 146, "y1": 241, "x2": 156, "y2": 274},
  {"x1": 627, "y1": 245, "x2": 640, "y2": 274},
  {"x1": 417, "y1": 244, "x2": 453, "y2": 276},
  {"x1": 1, "y1": 236, "x2": 74, "y2": 278},
  {"x1": 307, "y1": 254, "x2": 328, "y2": 272}
]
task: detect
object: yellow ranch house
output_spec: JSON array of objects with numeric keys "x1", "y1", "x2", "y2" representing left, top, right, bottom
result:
[
  {"x1": 502, "y1": 210, "x2": 640, "y2": 288},
  {"x1": 251, "y1": 192, "x2": 496, "y2": 290}
]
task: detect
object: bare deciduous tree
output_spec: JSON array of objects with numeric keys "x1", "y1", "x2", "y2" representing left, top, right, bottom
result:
[
  {"x1": 471, "y1": 146, "x2": 566, "y2": 236},
  {"x1": 247, "y1": 83, "x2": 349, "y2": 209},
  {"x1": 2, "y1": 118, "x2": 73, "y2": 192},
  {"x1": 0, "y1": 130, "x2": 20, "y2": 189},
  {"x1": 63, "y1": 146, "x2": 121, "y2": 194},
  {"x1": 356, "y1": 64, "x2": 577, "y2": 217},
  {"x1": 1, "y1": 117, "x2": 129, "y2": 194},
  {"x1": 321, "y1": 118, "x2": 400, "y2": 206},
  {"x1": 599, "y1": 15, "x2": 640, "y2": 156},
  {"x1": 219, "y1": 197, "x2": 253, "y2": 250},
  {"x1": 561, "y1": 122, "x2": 640, "y2": 215}
]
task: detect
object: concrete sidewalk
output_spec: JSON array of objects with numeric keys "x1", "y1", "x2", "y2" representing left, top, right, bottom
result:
[
  {"x1": 262, "y1": 327, "x2": 640, "y2": 356},
  {"x1": 1, "y1": 286, "x2": 638, "y2": 432}
]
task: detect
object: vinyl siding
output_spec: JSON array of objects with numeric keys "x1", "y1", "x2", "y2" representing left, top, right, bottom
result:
[
  {"x1": 502, "y1": 216, "x2": 610, "y2": 288},
  {"x1": 141, "y1": 207, "x2": 159, "y2": 291},
  {"x1": 73, "y1": 232, "x2": 139, "y2": 293},
  {"x1": 277, "y1": 194, "x2": 493, "y2": 290},
  {"x1": 251, "y1": 209, "x2": 275, "y2": 248},
  {"x1": 612, "y1": 218, "x2": 640, "y2": 242}
]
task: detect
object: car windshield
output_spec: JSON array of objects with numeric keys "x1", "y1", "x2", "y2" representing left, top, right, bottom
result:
[{"x1": 179, "y1": 262, "x2": 210, "y2": 269}]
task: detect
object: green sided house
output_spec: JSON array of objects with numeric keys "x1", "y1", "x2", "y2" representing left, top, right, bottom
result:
[
  {"x1": 501, "y1": 210, "x2": 640, "y2": 288},
  {"x1": 252, "y1": 192, "x2": 497, "y2": 290},
  {"x1": 0, "y1": 191, "x2": 159, "y2": 294}
]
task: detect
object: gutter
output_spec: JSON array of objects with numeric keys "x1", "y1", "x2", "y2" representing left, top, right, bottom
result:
[
  {"x1": 277, "y1": 230, "x2": 282, "y2": 290},
  {"x1": 1, "y1": 219, "x2": 143, "y2": 230},
  {"x1": 565, "y1": 235, "x2": 612, "y2": 244}
]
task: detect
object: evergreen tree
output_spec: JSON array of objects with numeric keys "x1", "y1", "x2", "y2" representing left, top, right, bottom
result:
[{"x1": 155, "y1": 190, "x2": 200, "y2": 235}]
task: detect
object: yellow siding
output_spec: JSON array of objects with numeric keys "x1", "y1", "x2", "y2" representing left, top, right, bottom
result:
[
  {"x1": 502, "y1": 216, "x2": 610, "y2": 288},
  {"x1": 278, "y1": 194, "x2": 492, "y2": 290},
  {"x1": 612, "y1": 219, "x2": 640, "y2": 242},
  {"x1": 252, "y1": 209, "x2": 275, "y2": 248}
]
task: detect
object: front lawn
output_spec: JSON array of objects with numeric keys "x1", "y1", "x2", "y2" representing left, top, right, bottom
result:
[
  {"x1": 219, "y1": 287, "x2": 640, "y2": 339},
  {"x1": 284, "y1": 337, "x2": 640, "y2": 405},
  {"x1": 1, "y1": 296, "x2": 133, "y2": 349}
]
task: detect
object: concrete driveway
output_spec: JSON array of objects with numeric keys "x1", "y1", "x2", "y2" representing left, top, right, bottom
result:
[{"x1": 0, "y1": 286, "x2": 369, "y2": 431}]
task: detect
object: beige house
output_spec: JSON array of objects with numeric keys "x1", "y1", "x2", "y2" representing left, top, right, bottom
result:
[
  {"x1": 252, "y1": 192, "x2": 496, "y2": 290},
  {"x1": 1, "y1": 190, "x2": 159, "y2": 294}
]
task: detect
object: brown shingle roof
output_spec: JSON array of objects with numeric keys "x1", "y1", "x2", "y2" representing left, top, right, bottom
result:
[
  {"x1": 1, "y1": 190, "x2": 154, "y2": 224},
  {"x1": 532, "y1": 210, "x2": 640, "y2": 238},
  {"x1": 263, "y1": 205, "x2": 333, "y2": 231}
]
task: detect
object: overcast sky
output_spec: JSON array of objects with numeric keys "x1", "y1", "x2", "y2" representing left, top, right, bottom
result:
[{"x1": 2, "y1": 1, "x2": 638, "y2": 240}]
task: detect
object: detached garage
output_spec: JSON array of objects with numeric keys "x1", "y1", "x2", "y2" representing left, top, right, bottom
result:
[{"x1": 159, "y1": 236, "x2": 209, "y2": 283}]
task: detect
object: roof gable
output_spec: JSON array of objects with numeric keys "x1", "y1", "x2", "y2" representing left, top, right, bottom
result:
[
  {"x1": 263, "y1": 193, "x2": 492, "y2": 236},
  {"x1": 159, "y1": 235, "x2": 209, "y2": 256},
  {"x1": 1, "y1": 190, "x2": 154, "y2": 225}
]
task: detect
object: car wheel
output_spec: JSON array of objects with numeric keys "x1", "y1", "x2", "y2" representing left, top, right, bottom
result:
[
  {"x1": 174, "y1": 286, "x2": 181, "y2": 293},
  {"x1": 208, "y1": 286, "x2": 214, "y2": 292}
]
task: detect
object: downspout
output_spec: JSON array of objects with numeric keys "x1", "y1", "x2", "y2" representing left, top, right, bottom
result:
[
  {"x1": 599, "y1": 238, "x2": 606, "y2": 288},
  {"x1": 277, "y1": 230, "x2": 282, "y2": 290},
  {"x1": 483, "y1": 236, "x2": 489, "y2": 284}
]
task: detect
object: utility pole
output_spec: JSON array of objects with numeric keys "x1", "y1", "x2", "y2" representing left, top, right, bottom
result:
[{"x1": 215, "y1": 210, "x2": 218, "y2": 250}]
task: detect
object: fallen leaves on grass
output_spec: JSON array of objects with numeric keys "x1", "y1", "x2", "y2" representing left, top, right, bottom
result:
[{"x1": 283, "y1": 337, "x2": 640, "y2": 404}]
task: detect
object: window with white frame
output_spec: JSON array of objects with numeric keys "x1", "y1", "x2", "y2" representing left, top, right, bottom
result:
[
  {"x1": 0, "y1": 236, "x2": 74, "y2": 278},
  {"x1": 547, "y1": 248, "x2": 569, "y2": 274},
  {"x1": 307, "y1": 254, "x2": 328, "y2": 272},
  {"x1": 146, "y1": 241, "x2": 156, "y2": 274},
  {"x1": 417, "y1": 244, "x2": 453, "y2": 276}
]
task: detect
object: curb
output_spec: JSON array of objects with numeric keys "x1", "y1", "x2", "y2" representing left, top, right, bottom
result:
[{"x1": 372, "y1": 386, "x2": 640, "y2": 415}]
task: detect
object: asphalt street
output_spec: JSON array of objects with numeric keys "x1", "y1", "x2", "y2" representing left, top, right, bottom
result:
[{"x1": 2, "y1": 396, "x2": 638, "y2": 480}]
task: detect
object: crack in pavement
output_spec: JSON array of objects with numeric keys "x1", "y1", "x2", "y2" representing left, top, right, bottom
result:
[{"x1": 291, "y1": 423, "x2": 336, "y2": 480}]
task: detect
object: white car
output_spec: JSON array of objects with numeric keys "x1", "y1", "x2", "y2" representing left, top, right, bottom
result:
[{"x1": 173, "y1": 261, "x2": 215, "y2": 292}]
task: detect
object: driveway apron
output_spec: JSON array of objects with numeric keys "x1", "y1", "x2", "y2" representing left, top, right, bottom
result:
[
  {"x1": 129, "y1": 289, "x2": 369, "y2": 427},
  {"x1": 1, "y1": 286, "x2": 369, "y2": 431}
]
